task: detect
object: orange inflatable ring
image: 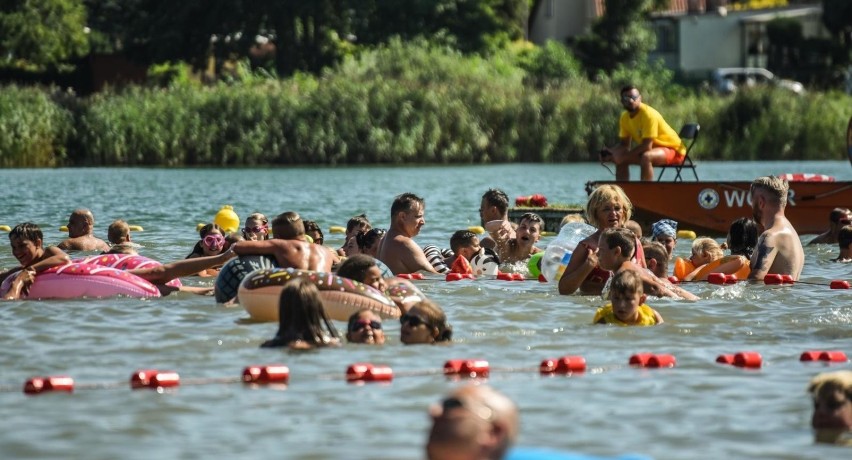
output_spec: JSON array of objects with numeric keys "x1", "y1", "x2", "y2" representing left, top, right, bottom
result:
[
  {"x1": 238, "y1": 267, "x2": 400, "y2": 322},
  {"x1": 674, "y1": 256, "x2": 750, "y2": 281}
]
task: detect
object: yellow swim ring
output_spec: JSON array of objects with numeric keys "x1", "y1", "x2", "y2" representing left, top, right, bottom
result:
[
  {"x1": 329, "y1": 226, "x2": 346, "y2": 234},
  {"x1": 0, "y1": 225, "x2": 11, "y2": 232},
  {"x1": 468, "y1": 226, "x2": 486, "y2": 235}
]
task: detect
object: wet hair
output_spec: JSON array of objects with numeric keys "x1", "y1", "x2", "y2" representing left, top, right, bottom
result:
[
  {"x1": 345, "y1": 214, "x2": 371, "y2": 234},
  {"x1": 303, "y1": 220, "x2": 324, "y2": 245},
  {"x1": 198, "y1": 223, "x2": 222, "y2": 239},
  {"x1": 751, "y1": 176, "x2": 789, "y2": 207},
  {"x1": 518, "y1": 212, "x2": 543, "y2": 228},
  {"x1": 830, "y1": 208, "x2": 852, "y2": 224},
  {"x1": 643, "y1": 241, "x2": 669, "y2": 275},
  {"x1": 9, "y1": 222, "x2": 43, "y2": 244},
  {"x1": 107, "y1": 220, "x2": 130, "y2": 245},
  {"x1": 727, "y1": 217, "x2": 758, "y2": 258},
  {"x1": 692, "y1": 237, "x2": 724, "y2": 261},
  {"x1": 601, "y1": 227, "x2": 636, "y2": 259},
  {"x1": 242, "y1": 213, "x2": 269, "y2": 240},
  {"x1": 336, "y1": 254, "x2": 377, "y2": 283},
  {"x1": 450, "y1": 230, "x2": 478, "y2": 254},
  {"x1": 839, "y1": 225, "x2": 852, "y2": 249},
  {"x1": 412, "y1": 299, "x2": 453, "y2": 342},
  {"x1": 346, "y1": 308, "x2": 380, "y2": 334},
  {"x1": 585, "y1": 185, "x2": 633, "y2": 228},
  {"x1": 356, "y1": 228, "x2": 386, "y2": 251},
  {"x1": 390, "y1": 193, "x2": 424, "y2": 219},
  {"x1": 482, "y1": 188, "x2": 510, "y2": 216},
  {"x1": 186, "y1": 223, "x2": 223, "y2": 258},
  {"x1": 262, "y1": 278, "x2": 339, "y2": 348},
  {"x1": 271, "y1": 211, "x2": 305, "y2": 239},
  {"x1": 610, "y1": 269, "x2": 643, "y2": 297}
]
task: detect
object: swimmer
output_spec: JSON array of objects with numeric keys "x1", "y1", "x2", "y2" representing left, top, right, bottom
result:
[
  {"x1": 104, "y1": 219, "x2": 139, "y2": 255},
  {"x1": 336, "y1": 253, "x2": 419, "y2": 313},
  {"x1": 749, "y1": 176, "x2": 804, "y2": 281},
  {"x1": 241, "y1": 213, "x2": 269, "y2": 241},
  {"x1": 400, "y1": 299, "x2": 452, "y2": 345},
  {"x1": 559, "y1": 213, "x2": 586, "y2": 229},
  {"x1": 479, "y1": 188, "x2": 516, "y2": 251},
  {"x1": 1, "y1": 222, "x2": 71, "y2": 299},
  {"x1": 682, "y1": 237, "x2": 749, "y2": 281},
  {"x1": 377, "y1": 193, "x2": 440, "y2": 275},
  {"x1": 651, "y1": 218, "x2": 677, "y2": 260},
  {"x1": 56, "y1": 208, "x2": 110, "y2": 252},
  {"x1": 809, "y1": 208, "x2": 852, "y2": 246},
  {"x1": 594, "y1": 270, "x2": 663, "y2": 326},
  {"x1": 808, "y1": 370, "x2": 852, "y2": 445},
  {"x1": 338, "y1": 214, "x2": 371, "y2": 257},
  {"x1": 303, "y1": 219, "x2": 324, "y2": 245},
  {"x1": 625, "y1": 220, "x2": 643, "y2": 239},
  {"x1": 642, "y1": 241, "x2": 669, "y2": 278},
  {"x1": 260, "y1": 277, "x2": 340, "y2": 349},
  {"x1": 444, "y1": 230, "x2": 482, "y2": 271},
  {"x1": 493, "y1": 212, "x2": 543, "y2": 265},
  {"x1": 232, "y1": 211, "x2": 333, "y2": 272},
  {"x1": 598, "y1": 227, "x2": 697, "y2": 300},
  {"x1": 834, "y1": 225, "x2": 852, "y2": 262},
  {"x1": 355, "y1": 228, "x2": 392, "y2": 276},
  {"x1": 345, "y1": 309, "x2": 385, "y2": 345},
  {"x1": 722, "y1": 217, "x2": 758, "y2": 259},
  {"x1": 185, "y1": 223, "x2": 226, "y2": 277}
]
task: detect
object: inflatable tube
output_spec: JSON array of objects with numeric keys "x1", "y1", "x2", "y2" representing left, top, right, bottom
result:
[
  {"x1": 75, "y1": 254, "x2": 182, "y2": 288},
  {"x1": 239, "y1": 267, "x2": 400, "y2": 322},
  {"x1": 214, "y1": 255, "x2": 277, "y2": 303},
  {"x1": 527, "y1": 252, "x2": 544, "y2": 278},
  {"x1": 674, "y1": 256, "x2": 750, "y2": 281},
  {"x1": 0, "y1": 263, "x2": 161, "y2": 299}
]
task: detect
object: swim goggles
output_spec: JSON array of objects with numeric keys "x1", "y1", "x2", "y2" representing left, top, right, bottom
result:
[
  {"x1": 244, "y1": 225, "x2": 268, "y2": 234},
  {"x1": 203, "y1": 234, "x2": 225, "y2": 251}
]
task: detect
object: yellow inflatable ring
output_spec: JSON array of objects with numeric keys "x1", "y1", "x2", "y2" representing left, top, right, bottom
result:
[
  {"x1": 0, "y1": 225, "x2": 10, "y2": 232},
  {"x1": 238, "y1": 267, "x2": 400, "y2": 322},
  {"x1": 677, "y1": 230, "x2": 697, "y2": 240},
  {"x1": 468, "y1": 226, "x2": 485, "y2": 235},
  {"x1": 329, "y1": 226, "x2": 346, "y2": 234}
]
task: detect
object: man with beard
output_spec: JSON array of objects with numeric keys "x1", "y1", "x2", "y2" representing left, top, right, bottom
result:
[
  {"x1": 748, "y1": 176, "x2": 804, "y2": 280},
  {"x1": 377, "y1": 192, "x2": 439, "y2": 275}
]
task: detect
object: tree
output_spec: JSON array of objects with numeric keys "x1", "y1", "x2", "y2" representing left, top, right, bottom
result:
[
  {"x1": 822, "y1": 0, "x2": 852, "y2": 65},
  {"x1": 573, "y1": 0, "x2": 661, "y2": 76},
  {"x1": 0, "y1": 0, "x2": 89, "y2": 69}
]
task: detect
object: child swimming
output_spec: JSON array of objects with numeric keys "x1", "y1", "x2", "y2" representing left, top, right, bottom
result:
[{"x1": 593, "y1": 270, "x2": 663, "y2": 326}]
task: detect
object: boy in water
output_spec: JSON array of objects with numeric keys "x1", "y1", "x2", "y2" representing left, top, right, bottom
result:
[
  {"x1": 593, "y1": 269, "x2": 663, "y2": 326},
  {"x1": 834, "y1": 225, "x2": 852, "y2": 262},
  {"x1": 444, "y1": 230, "x2": 481, "y2": 273},
  {"x1": 1, "y1": 223, "x2": 71, "y2": 299},
  {"x1": 104, "y1": 219, "x2": 139, "y2": 255},
  {"x1": 493, "y1": 212, "x2": 543, "y2": 264}
]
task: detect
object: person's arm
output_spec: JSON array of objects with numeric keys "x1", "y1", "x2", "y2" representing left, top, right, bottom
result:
[
  {"x1": 402, "y1": 240, "x2": 440, "y2": 274},
  {"x1": 3, "y1": 268, "x2": 35, "y2": 300},
  {"x1": 749, "y1": 233, "x2": 778, "y2": 280},
  {"x1": 628, "y1": 138, "x2": 654, "y2": 157},
  {"x1": 231, "y1": 240, "x2": 277, "y2": 255},
  {"x1": 132, "y1": 249, "x2": 236, "y2": 285},
  {"x1": 29, "y1": 247, "x2": 71, "y2": 273},
  {"x1": 653, "y1": 309, "x2": 664, "y2": 324},
  {"x1": 557, "y1": 242, "x2": 596, "y2": 295}
]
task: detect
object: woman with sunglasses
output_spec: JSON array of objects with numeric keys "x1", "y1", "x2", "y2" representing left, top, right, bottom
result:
[
  {"x1": 345, "y1": 309, "x2": 385, "y2": 345},
  {"x1": 261, "y1": 277, "x2": 340, "y2": 349},
  {"x1": 400, "y1": 300, "x2": 452, "y2": 345},
  {"x1": 241, "y1": 213, "x2": 269, "y2": 241},
  {"x1": 185, "y1": 223, "x2": 227, "y2": 277}
]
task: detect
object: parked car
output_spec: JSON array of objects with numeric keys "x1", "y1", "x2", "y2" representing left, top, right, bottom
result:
[{"x1": 711, "y1": 67, "x2": 804, "y2": 95}]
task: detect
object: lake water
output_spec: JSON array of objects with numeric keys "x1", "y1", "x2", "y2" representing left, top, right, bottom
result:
[{"x1": 1, "y1": 162, "x2": 850, "y2": 460}]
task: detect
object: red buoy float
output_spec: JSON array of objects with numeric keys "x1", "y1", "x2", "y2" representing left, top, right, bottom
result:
[
  {"x1": 23, "y1": 376, "x2": 74, "y2": 395},
  {"x1": 130, "y1": 370, "x2": 180, "y2": 389},
  {"x1": 242, "y1": 365, "x2": 290, "y2": 384}
]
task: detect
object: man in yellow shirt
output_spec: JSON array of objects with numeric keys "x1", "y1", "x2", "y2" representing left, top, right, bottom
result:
[{"x1": 601, "y1": 85, "x2": 685, "y2": 181}]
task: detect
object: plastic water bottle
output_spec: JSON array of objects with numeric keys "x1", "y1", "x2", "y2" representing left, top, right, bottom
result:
[{"x1": 540, "y1": 222, "x2": 596, "y2": 284}]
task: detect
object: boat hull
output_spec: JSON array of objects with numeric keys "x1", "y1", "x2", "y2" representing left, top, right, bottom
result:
[{"x1": 586, "y1": 180, "x2": 852, "y2": 235}]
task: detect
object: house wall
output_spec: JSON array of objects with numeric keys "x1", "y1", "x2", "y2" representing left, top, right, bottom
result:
[{"x1": 529, "y1": 0, "x2": 598, "y2": 44}]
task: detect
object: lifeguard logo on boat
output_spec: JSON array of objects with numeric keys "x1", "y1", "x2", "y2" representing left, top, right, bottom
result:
[{"x1": 698, "y1": 188, "x2": 720, "y2": 209}]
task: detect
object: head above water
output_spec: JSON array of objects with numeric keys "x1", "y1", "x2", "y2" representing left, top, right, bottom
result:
[
  {"x1": 272, "y1": 211, "x2": 305, "y2": 240},
  {"x1": 67, "y1": 208, "x2": 95, "y2": 238},
  {"x1": 585, "y1": 185, "x2": 633, "y2": 229}
]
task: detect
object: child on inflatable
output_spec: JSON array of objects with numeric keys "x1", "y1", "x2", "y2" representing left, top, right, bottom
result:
[
  {"x1": 186, "y1": 223, "x2": 227, "y2": 277},
  {"x1": 261, "y1": 277, "x2": 340, "y2": 349},
  {"x1": 593, "y1": 270, "x2": 663, "y2": 326},
  {"x1": 675, "y1": 237, "x2": 749, "y2": 281},
  {"x1": 1, "y1": 222, "x2": 71, "y2": 299},
  {"x1": 597, "y1": 227, "x2": 697, "y2": 300}
]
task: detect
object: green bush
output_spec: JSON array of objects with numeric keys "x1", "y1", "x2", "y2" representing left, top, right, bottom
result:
[{"x1": 0, "y1": 85, "x2": 73, "y2": 167}]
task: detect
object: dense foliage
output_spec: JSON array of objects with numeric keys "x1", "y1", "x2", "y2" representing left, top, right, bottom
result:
[{"x1": 1, "y1": 41, "x2": 849, "y2": 168}]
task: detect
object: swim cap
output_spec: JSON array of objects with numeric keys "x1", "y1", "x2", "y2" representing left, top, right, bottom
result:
[{"x1": 651, "y1": 219, "x2": 678, "y2": 240}]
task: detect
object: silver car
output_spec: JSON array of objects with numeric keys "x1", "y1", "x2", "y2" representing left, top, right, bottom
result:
[{"x1": 711, "y1": 67, "x2": 805, "y2": 94}]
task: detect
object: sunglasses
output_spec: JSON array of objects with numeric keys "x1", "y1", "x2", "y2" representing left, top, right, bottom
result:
[
  {"x1": 203, "y1": 234, "x2": 225, "y2": 250},
  {"x1": 441, "y1": 397, "x2": 494, "y2": 421},
  {"x1": 351, "y1": 320, "x2": 382, "y2": 332},
  {"x1": 400, "y1": 314, "x2": 427, "y2": 327},
  {"x1": 621, "y1": 94, "x2": 640, "y2": 102},
  {"x1": 244, "y1": 225, "x2": 268, "y2": 234}
]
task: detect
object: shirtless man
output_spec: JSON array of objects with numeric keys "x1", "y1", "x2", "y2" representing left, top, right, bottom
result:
[
  {"x1": 479, "y1": 188, "x2": 515, "y2": 251},
  {"x1": 749, "y1": 176, "x2": 804, "y2": 281},
  {"x1": 808, "y1": 208, "x2": 852, "y2": 245},
  {"x1": 57, "y1": 209, "x2": 110, "y2": 252},
  {"x1": 231, "y1": 211, "x2": 332, "y2": 272},
  {"x1": 377, "y1": 193, "x2": 438, "y2": 275}
]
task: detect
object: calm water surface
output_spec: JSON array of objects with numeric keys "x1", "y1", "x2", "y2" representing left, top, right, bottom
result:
[{"x1": 1, "y1": 162, "x2": 851, "y2": 460}]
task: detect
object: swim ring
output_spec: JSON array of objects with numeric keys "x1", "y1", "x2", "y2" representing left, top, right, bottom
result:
[
  {"x1": 75, "y1": 254, "x2": 182, "y2": 288},
  {"x1": 673, "y1": 256, "x2": 750, "y2": 281},
  {"x1": 214, "y1": 255, "x2": 277, "y2": 303},
  {"x1": 238, "y1": 267, "x2": 400, "y2": 322},
  {"x1": 0, "y1": 263, "x2": 161, "y2": 299}
]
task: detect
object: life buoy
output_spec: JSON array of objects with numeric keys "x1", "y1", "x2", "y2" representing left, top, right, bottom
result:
[
  {"x1": 778, "y1": 173, "x2": 835, "y2": 182},
  {"x1": 674, "y1": 256, "x2": 750, "y2": 281},
  {"x1": 214, "y1": 255, "x2": 277, "y2": 303},
  {"x1": 1, "y1": 263, "x2": 161, "y2": 299},
  {"x1": 238, "y1": 267, "x2": 400, "y2": 322},
  {"x1": 75, "y1": 254, "x2": 182, "y2": 288}
]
